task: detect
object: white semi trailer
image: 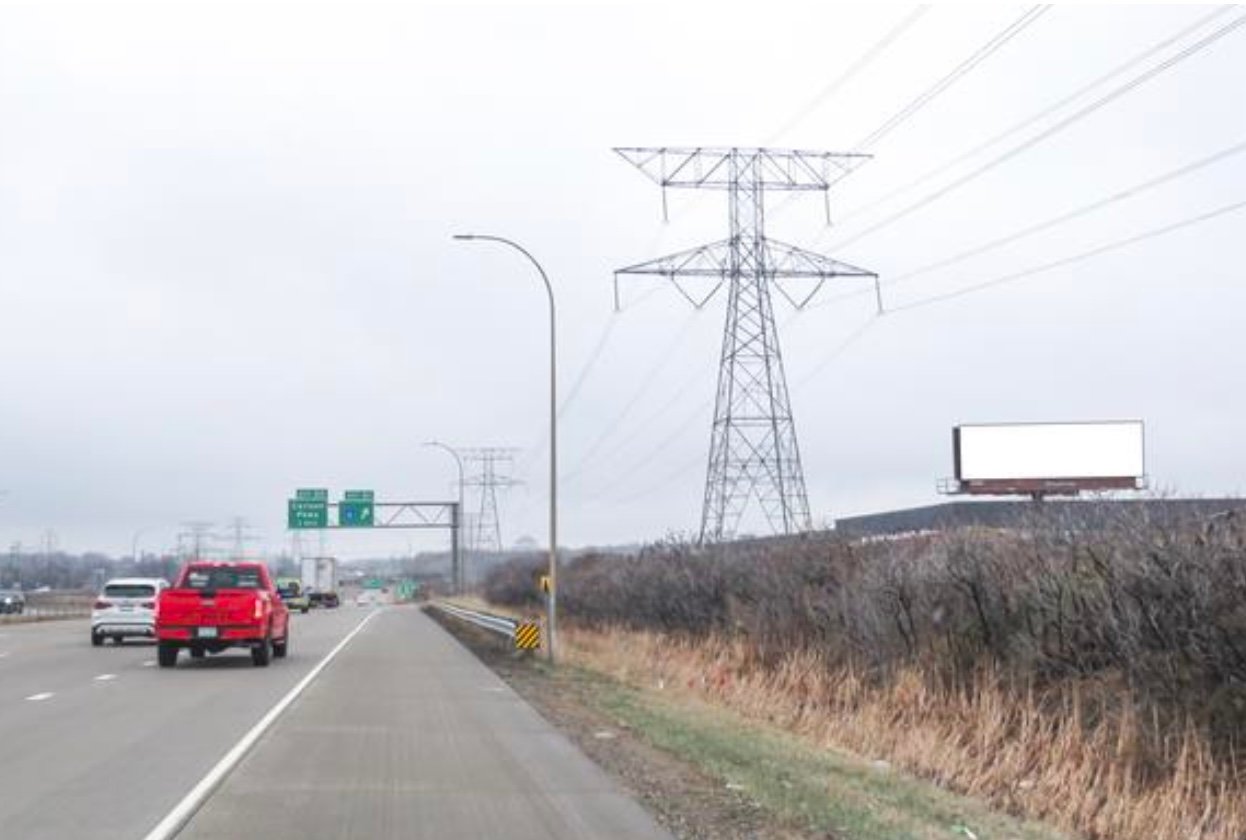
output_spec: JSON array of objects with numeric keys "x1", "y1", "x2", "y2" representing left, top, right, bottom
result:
[{"x1": 300, "y1": 556, "x2": 339, "y2": 607}]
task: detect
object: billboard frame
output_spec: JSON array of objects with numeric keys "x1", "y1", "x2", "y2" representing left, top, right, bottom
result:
[{"x1": 942, "y1": 420, "x2": 1147, "y2": 500}]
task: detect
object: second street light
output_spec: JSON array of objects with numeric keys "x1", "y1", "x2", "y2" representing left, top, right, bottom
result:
[
  {"x1": 453, "y1": 233, "x2": 559, "y2": 663},
  {"x1": 425, "y1": 440, "x2": 466, "y2": 593}
]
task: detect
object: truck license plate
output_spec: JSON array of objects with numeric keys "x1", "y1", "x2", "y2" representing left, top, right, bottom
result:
[{"x1": 196, "y1": 627, "x2": 218, "y2": 639}]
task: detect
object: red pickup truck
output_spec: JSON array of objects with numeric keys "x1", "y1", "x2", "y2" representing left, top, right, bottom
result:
[{"x1": 155, "y1": 561, "x2": 290, "y2": 668}]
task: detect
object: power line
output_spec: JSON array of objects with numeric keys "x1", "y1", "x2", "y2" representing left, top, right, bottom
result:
[
  {"x1": 790, "y1": 316, "x2": 878, "y2": 392},
  {"x1": 888, "y1": 196, "x2": 1246, "y2": 314},
  {"x1": 558, "y1": 308, "x2": 701, "y2": 484},
  {"x1": 885, "y1": 136, "x2": 1246, "y2": 287},
  {"x1": 768, "y1": 6, "x2": 1050, "y2": 225},
  {"x1": 853, "y1": 6, "x2": 1051, "y2": 151},
  {"x1": 839, "y1": 6, "x2": 1237, "y2": 224},
  {"x1": 826, "y1": 10, "x2": 1246, "y2": 253},
  {"x1": 766, "y1": 5, "x2": 932, "y2": 145}
]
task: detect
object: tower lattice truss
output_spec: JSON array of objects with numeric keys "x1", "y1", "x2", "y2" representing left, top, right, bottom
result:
[{"x1": 616, "y1": 147, "x2": 877, "y2": 542}]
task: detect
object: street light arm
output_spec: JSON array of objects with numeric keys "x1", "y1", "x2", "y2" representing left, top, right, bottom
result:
[{"x1": 453, "y1": 234, "x2": 555, "y2": 321}]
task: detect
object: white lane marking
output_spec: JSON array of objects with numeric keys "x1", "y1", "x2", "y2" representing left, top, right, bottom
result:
[
  {"x1": 94, "y1": 673, "x2": 117, "y2": 682},
  {"x1": 142, "y1": 609, "x2": 382, "y2": 840},
  {"x1": 142, "y1": 660, "x2": 156, "y2": 668},
  {"x1": 0, "y1": 652, "x2": 10, "y2": 659},
  {"x1": 26, "y1": 692, "x2": 54, "y2": 701}
]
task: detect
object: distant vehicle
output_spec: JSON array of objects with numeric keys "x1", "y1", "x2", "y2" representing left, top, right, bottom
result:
[
  {"x1": 0, "y1": 590, "x2": 25, "y2": 614},
  {"x1": 91, "y1": 578, "x2": 168, "y2": 645},
  {"x1": 275, "y1": 577, "x2": 310, "y2": 613},
  {"x1": 155, "y1": 562, "x2": 289, "y2": 668},
  {"x1": 301, "y1": 556, "x2": 339, "y2": 608}
]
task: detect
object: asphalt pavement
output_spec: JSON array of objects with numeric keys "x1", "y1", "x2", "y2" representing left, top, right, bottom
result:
[
  {"x1": 179, "y1": 607, "x2": 671, "y2": 839},
  {"x1": 0, "y1": 606, "x2": 671, "y2": 840},
  {"x1": 0, "y1": 607, "x2": 368, "y2": 839}
]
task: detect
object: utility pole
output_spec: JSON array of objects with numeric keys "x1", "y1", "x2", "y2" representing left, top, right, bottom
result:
[
  {"x1": 461, "y1": 448, "x2": 519, "y2": 554},
  {"x1": 616, "y1": 147, "x2": 878, "y2": 542}
]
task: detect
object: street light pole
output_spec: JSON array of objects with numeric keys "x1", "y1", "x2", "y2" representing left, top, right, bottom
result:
[
  {"x1": 453, "y1": 233, "x2": 558, "y2": 663},
  {"x1": 425, "y1": 440, "x2": 466, "y2": 593}
]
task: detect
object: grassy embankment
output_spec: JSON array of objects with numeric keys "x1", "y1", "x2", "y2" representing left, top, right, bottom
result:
[{"x1": 481, "y1": 510, "x2": 1246, "y2": 840}]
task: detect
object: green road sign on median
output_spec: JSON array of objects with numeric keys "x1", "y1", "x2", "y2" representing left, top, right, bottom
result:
[{"x1": 288, "y1": 498, "x2": 328, "y2": 529}]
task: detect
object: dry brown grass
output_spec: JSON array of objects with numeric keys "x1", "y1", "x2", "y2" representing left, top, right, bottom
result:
[{"x1": 562, "y1": 624, "x2": 1246, "y2": 840}]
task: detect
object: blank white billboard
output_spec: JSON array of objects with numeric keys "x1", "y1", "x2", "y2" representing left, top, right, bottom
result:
[{"x1": 956, "y1": 421, "x2": 1144, "y2": 482}]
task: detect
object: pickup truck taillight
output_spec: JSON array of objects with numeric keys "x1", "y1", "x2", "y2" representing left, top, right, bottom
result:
[
  {"x1": 253, "y1": 599, "x2": 264, "y2": 620},
  {"x1": 93, "y1": 599, "x2": 111, "y2": 610}
]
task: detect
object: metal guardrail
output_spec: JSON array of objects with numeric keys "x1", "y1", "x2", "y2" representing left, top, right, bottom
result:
[{"x1": 430, "y1": 602, "x2": 541, "y2": 650}]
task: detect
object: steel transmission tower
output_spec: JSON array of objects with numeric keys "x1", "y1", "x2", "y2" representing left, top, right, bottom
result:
[
  {"x1": 616, "y1": 147, "x2": 878, "y2": 542},
  {"x1": 462, "y1": 448, "x2": 519, "y2": 553}
]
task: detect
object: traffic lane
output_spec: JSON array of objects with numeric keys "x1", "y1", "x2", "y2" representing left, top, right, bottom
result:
[
  {"x1": 181, "y1": 608, "x2": 672, "y2": 840},
  {"x1": 0, "y1": 607, "x2": 369, "y2": 840},
  {"x1": 0, "y1": 618, "x2": 157, "y2": 702}
]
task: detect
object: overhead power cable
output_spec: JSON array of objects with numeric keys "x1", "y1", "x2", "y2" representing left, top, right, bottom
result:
[
  {"x1": 769, "y1": 5, "x2": 1048, "y2": 223},
  {"x1": 853, "y1": 6, "x2": 1051, "y2": 151},
  {"x1": 827, "y1": 10, "x2": 1246, "y2": 253},
  {"x1": 888, "y1": 136, "x2": 1246, "y2": 286},
  {"x1": 558, "y1": 309, "x2": 702, "y2": 484},
  {"x1": 889, "y1": 196, "x2": 1246, "y2": 313},
  {"x1": 840, "y1": 5, "x2": 1237, "y2": 224},
  {"x1": 766, "y1": 5, "x2": 932, "y2": 145}
]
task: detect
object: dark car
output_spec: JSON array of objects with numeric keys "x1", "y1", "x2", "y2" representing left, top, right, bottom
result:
[{"x1": 0, "y1": 590, "x2": 25, "y2": 614}]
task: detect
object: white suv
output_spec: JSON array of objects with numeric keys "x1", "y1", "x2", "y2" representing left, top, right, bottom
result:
[{"x1": 91, "y1": 578, "x2": 168, "y2": 646}]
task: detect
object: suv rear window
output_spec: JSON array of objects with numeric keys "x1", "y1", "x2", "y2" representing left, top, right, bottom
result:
[
  {"x1": 104, "y1": 584, "x2": 156, "y2": 599},
  {"x1": 182, "y1": 568, "x2": 263, "y2": 590}
]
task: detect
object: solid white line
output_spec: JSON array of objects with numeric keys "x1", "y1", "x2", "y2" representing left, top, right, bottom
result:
[
  {"x1": 26, "y1": 692, "x2": 54, "y2": 701},
  {"x1": 141, "y1": 609, "x2": 381, "y2": 840}
]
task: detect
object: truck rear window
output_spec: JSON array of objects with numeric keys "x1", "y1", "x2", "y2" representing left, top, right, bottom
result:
[
  {"x1": 104, "y1": 584, "x2": 156, "y2": 599},
  {"x1": 182, "y1": 568, "x2": 263, "y2": 590}
]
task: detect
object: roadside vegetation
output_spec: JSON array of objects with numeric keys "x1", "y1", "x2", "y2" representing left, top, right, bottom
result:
[{"x1": 484, "y1": 506, "x2": 1246, "y2": 840}]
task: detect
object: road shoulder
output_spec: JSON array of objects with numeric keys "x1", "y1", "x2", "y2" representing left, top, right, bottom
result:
[{"x1": 433, "y1": 613, "x2": 1074, "y2": 840}]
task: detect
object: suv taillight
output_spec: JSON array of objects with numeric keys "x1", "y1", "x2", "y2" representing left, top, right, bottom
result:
[{"x1": 93, "y1": 599, "x2": 111, "y2": 610}]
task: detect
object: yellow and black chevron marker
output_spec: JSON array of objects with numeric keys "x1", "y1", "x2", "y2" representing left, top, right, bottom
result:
[{"x1": 513, "y1": 622, "x2": 541, "y2": 651}]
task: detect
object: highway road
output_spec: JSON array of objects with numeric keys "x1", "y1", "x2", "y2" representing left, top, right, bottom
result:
[{"x1": 0, "y1": 607, "x2": 671, "y2": 839}]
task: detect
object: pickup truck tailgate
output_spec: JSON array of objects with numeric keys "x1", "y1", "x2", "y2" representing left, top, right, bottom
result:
[{"x1": 158, "y1": 589, "x2": 265, "y2": 626}]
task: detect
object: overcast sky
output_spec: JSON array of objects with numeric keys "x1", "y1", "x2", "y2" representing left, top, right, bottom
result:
[{"x1": 1, "y1": 2, "x2": 1243, "y2": 559}]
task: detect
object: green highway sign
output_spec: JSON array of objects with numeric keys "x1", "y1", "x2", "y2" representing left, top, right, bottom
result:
[
  {"x1": 343, "y1": 490, "x2": 374, "y2": 502},
  {"x1": 339, "y1": 500, "x2": 375, "y2": 528},
  {"x1": 295, "y1": 488, "x2": 328, "y2": 502},
  {"x1": 288, "y1": 498, "x2": 328, "y2": 529}
]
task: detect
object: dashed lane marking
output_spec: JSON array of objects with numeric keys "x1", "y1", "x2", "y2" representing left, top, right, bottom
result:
[
  {"x1": 26, "y1": 692, "x2": 54, "y2": 701},
  {"x1": 94, "y1": 674, "x2": 118, "y2": 682}
]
